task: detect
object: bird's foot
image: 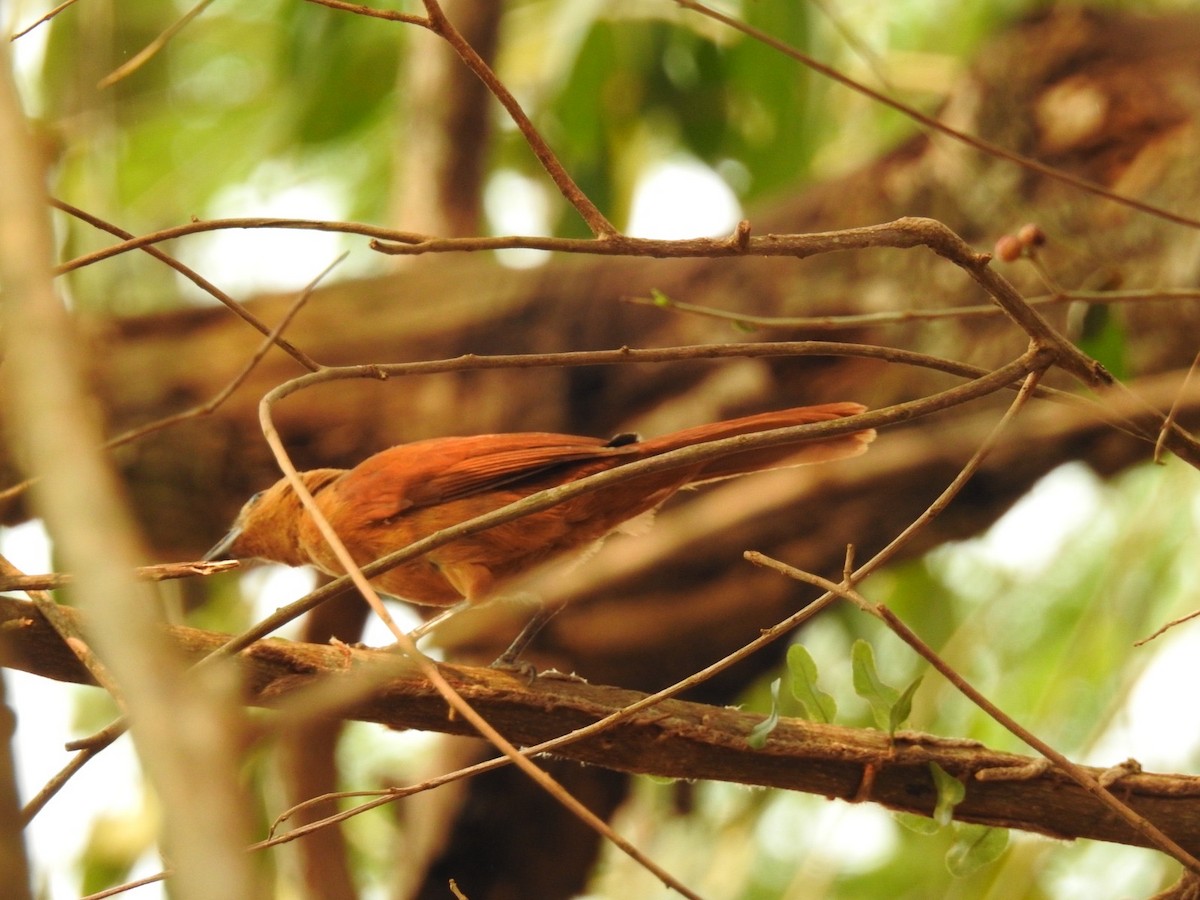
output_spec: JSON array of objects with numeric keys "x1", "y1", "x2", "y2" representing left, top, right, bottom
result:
[
  {"x1": 488, "y1": 654, "x2": 587, "y2": 684},
  {"x1": 488, "y1": 654, "x2": 540, "y2": 683}
]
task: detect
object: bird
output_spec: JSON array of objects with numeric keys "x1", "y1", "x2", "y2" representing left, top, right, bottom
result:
[{"x1": 205, "y1": 402, "x2": 874, "y2": 665}]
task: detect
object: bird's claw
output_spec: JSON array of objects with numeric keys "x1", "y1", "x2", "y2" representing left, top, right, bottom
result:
[{"x1": 488, "y1": 655, "x2": 540, "y2": 683}]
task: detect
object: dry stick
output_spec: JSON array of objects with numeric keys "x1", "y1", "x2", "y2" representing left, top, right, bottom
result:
[
  {"x1": 303, "y1": 0, "x2": 614, "y2": 236},
  {"x1": 50, "y1": 199, "x2": 319, "y2": 371},
  {"x1": 1136, "y1": 609, "x2": 1200, "y2": 647},
  {"x1": 0, "y1": 560, "x2": 238, "y2": 593},
  {"x1": 748, "y1": 560, "x2": 1200, "y2": 873},
  {"x1": 257, "y1": 408, "x2": 703, "y2": 900},
  {"x1": 97, "y1": 0, "x2": 216, "y2": 88},
  {"x1": 41, "y1": 211, "x2": 955, "y2": 267},
  {"x1": 301, "y1": 0, "x2": 427, "y2": 25},
  {"x1": 419, "y1": 0, "x2": 618, "y2": 238},
  {"x1": 1154, "y1": 344, "x2": 1200, "y2": 464},
  {"x1": 673, "y1": 0, "x2": 1200, "y2": 233},
  {"x1": 83, "y1": 873, "x2": 165, "y2": 900},
  {"x1": 8, "y1": 0, "x2": 82, "y2": 41},
  {"x1": 56, "y1": 217, "x2": 402, "y2": 274},
  {"x1": 21, "y1": 260, "x2": 338, "y2": 822},
  {"x1": 622, "y1": 287, "x2": 1200, "y2": 332}
]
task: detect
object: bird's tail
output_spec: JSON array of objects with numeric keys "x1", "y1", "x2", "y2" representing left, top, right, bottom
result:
[{"x1": 635, "y1": 402, "x2": 875, "y2": 484}]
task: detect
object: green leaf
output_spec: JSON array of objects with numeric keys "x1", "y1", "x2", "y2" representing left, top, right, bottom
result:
[
  {"x1": 889, "y1": 675, "x2": 924, "y2": 734},
  {"x1": 929, "y1": 762, "x2": 966, "y2": 828},
  {"x1": 946, "y1": 825, "x2": 1009, "y2": 877},
  {"x1": 649, "y1": 288, "x2": 674, "y2": 308},
  {"x1": 851, "y1": 640, "x2": 900, "y2": 731},
  {"x1": 1078, "y1": 303, "x2": 1128, "y2": 381},
  {"x1": 747, "y1": 678, "x2": 782, "y2": 749},
  {"x1": 786, "y1": 644, "x2": 837, "y2": 723},
  {"x1": 893, "y1": 811, "x2": 942, "y2": 835}
]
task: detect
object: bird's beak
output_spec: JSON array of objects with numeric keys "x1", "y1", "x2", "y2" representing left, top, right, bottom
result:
[{"x1": 202, "y1": 527, "x2": 243, "y2": 562}]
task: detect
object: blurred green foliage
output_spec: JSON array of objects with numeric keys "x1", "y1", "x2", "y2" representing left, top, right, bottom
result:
[{"x1": 21, "y1": 0, "x2": 1038, "y2": 311}]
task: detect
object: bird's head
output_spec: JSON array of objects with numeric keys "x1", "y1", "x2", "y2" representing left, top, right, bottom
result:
[{"x1": 203, "y1": 469, "x2": 343, "y2": 566}]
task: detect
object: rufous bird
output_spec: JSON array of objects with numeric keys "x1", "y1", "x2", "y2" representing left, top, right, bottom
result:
[{"x1": 206, "y1": 403, "x2": 874, "y2": 665}]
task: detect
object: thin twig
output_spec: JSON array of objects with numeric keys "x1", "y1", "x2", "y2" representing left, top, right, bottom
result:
[
  {"x1": 420, "y1": 0, "x2": 617, "y2": 237},
  {"x1": 674, "y1": 0, "x2": 1200, "y2": 233},
  {"x1": 1135, "y1": 608, "x2": 1200, "y2": 647},
  {"x1": 9, "y1": 0, "x2": 82, "y2": 41},
  {"x1": 0, "y1": 560, "x2": 237, "y2": 593},
  {"x1": 301, "y1": 0, "x2": 427, "y2": 25},
  {"x1": 1154, "y1": 344, "x2": 1200, "y2": 463},
  {"x1": 622, "y1": 287, "x2": 1200, "y2": 332},
  {"x1": 97, "y1": 0, "x2": 218, "y2": 89},
  {"x1": 51, "y1": 199, "x2": 319, "y2": 371}
]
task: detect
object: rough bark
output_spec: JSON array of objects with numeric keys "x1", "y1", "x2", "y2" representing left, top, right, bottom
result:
[{"x1": 5, "y1": 594, "x2": 1200, "y2": 856}]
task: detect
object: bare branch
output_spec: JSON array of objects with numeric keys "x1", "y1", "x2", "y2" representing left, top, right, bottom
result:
[{"x1": 5, "y1": 594, "x2": 1200, "y2": 854}]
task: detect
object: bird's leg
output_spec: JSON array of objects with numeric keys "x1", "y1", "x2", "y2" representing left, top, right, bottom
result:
[
  {"x1": 490, "y1": 602, "x2": 565, "y2": 670},
  {"x1": 406, "y1": 599, "x2": 471, "y2": 643}
]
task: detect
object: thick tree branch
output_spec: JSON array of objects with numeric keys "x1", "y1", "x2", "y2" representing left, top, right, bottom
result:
[{"x1": 3, "y1": 594, "x2": 1199, "y2": 855}]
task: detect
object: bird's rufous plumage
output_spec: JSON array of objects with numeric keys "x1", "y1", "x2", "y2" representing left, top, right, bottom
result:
[{"x1": 207, "y1": 403, "x2": 874, "y2": 609}]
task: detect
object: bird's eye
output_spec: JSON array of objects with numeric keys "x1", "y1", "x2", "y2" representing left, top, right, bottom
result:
[{"x1": 605, "y1": 432, "x2": 640, "y2": 448}]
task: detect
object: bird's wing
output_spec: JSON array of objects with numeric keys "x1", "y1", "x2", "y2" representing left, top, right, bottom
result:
[{"x1": 337, "y1": 433, "x2": 631, "y2": 521}]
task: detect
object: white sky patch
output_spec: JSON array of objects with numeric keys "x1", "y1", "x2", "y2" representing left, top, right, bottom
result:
[
  {"x1": 6, "y1": 3, "x2": 52, "y2": 115},
  {"x1": 757, "y1": 793, "x2": 897, "y2": 875},
  {"x1": 180, "y1": 166, "x2": 359, "y2": 296},
  {"x1": 968, "y1": 463, "x2": 1105, "y2": 574},
  {"x1": 484, "y1": 169, "x2": 553, "y2": 268},
  {"x1": 241, "y1": 563, "x2": 317, "y2": 641},
  {"x1": 1085, "y1": 631, "x2": 1200, "y2": 771},
  {"x1": 626, "y1": 157, "x2": 742, "y2": 240},
  {"x1": 1, "y1": 520, "x2": 53, "y2": 573}
]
